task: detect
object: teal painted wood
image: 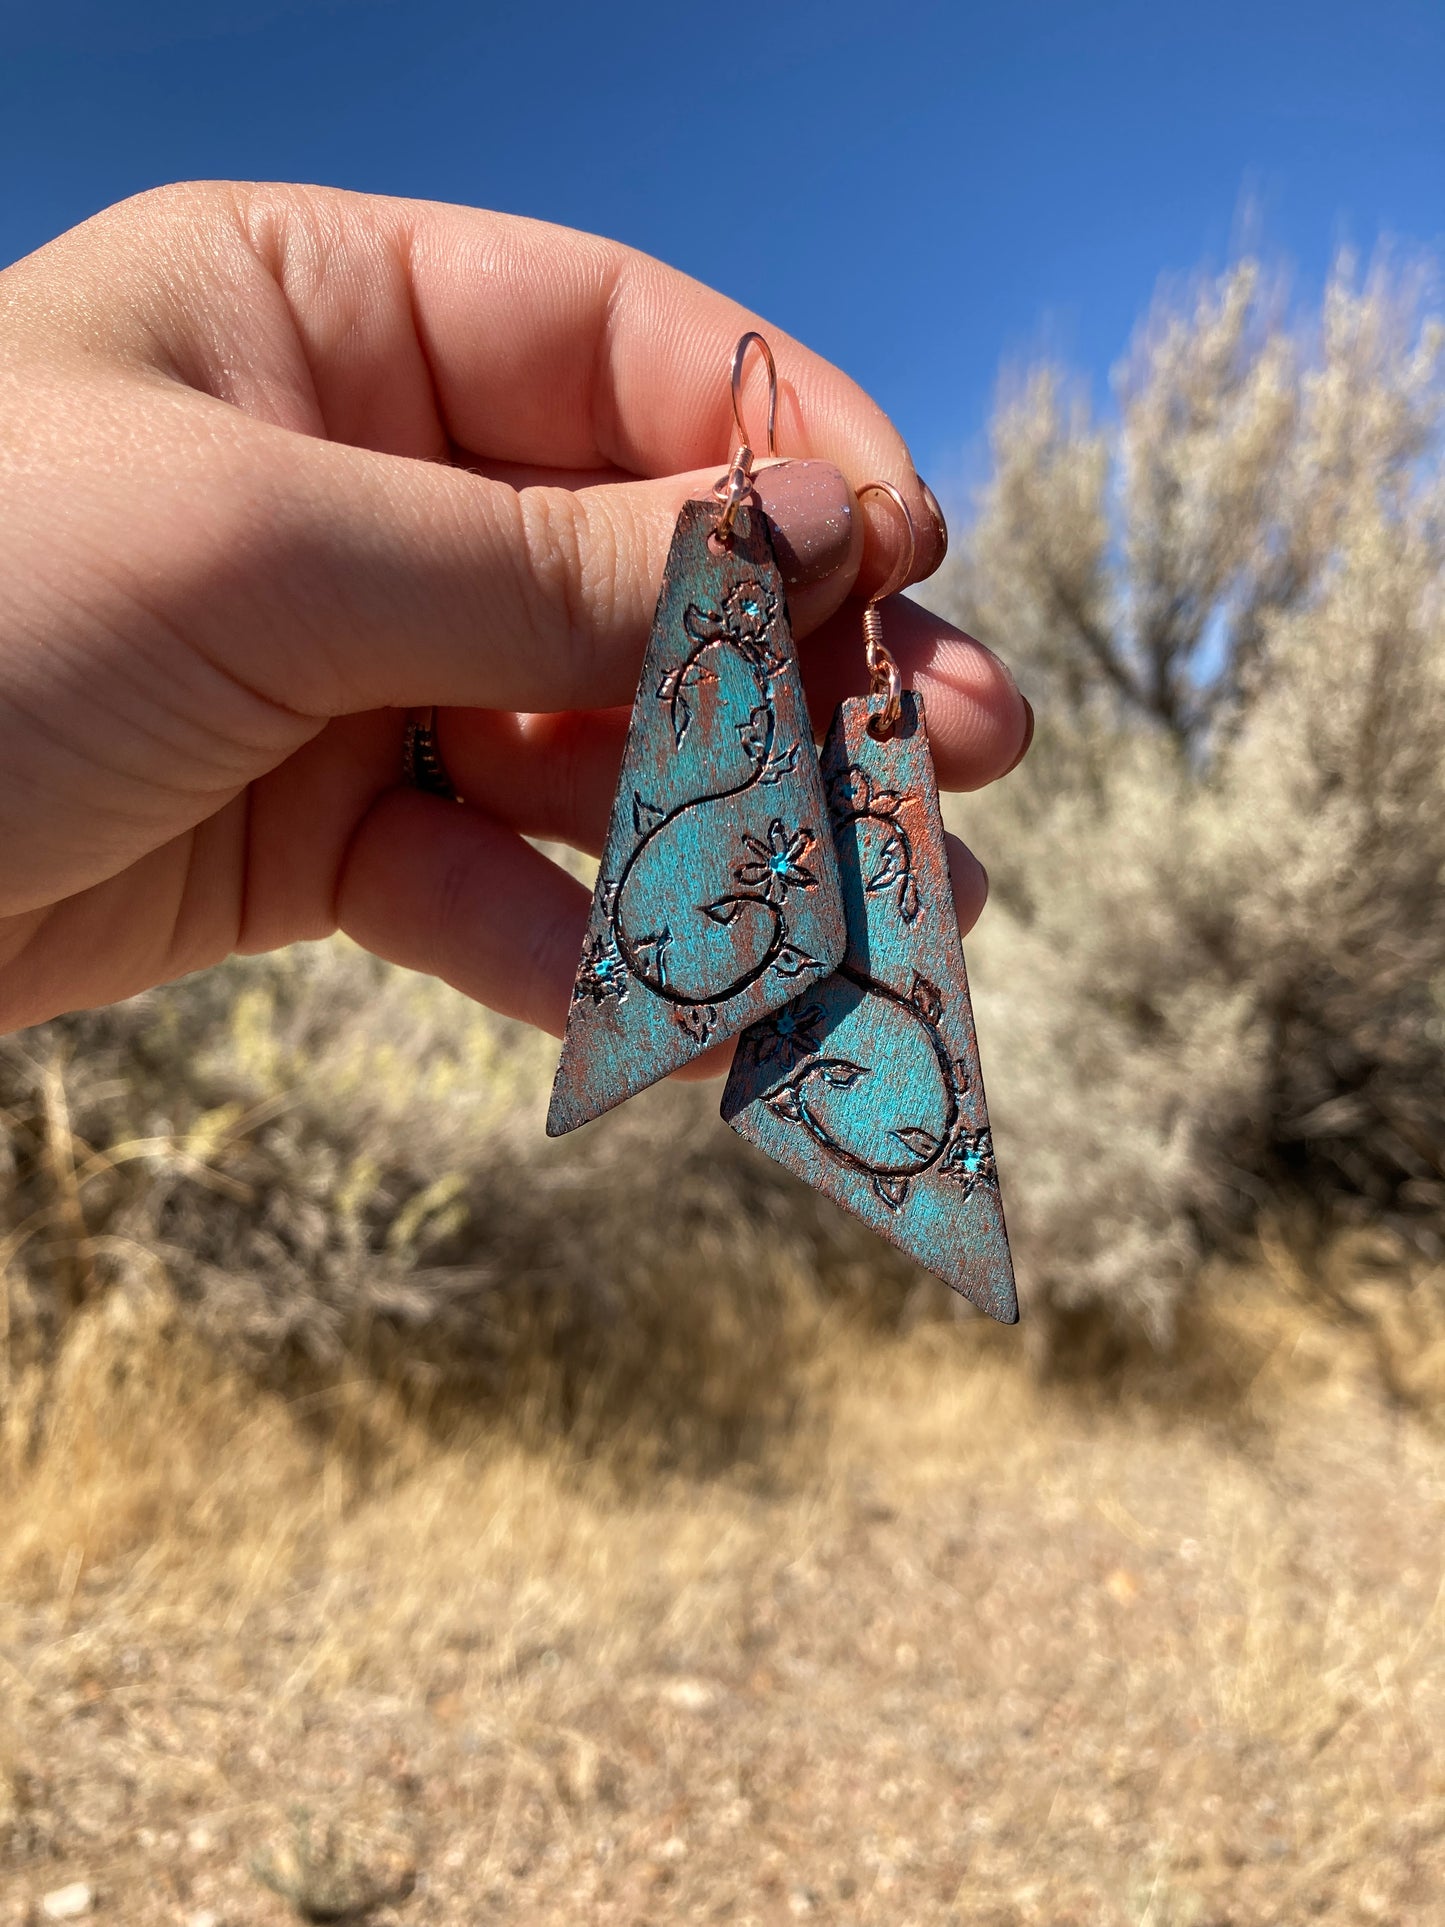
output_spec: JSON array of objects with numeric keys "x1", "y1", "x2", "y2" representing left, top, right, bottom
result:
[
  {"x1": 721, "y1": 691, "x2": 1017, "y2": 1322},
  {"x1": 547, "y1": 498, "x2": 846, "y2": 1137}
]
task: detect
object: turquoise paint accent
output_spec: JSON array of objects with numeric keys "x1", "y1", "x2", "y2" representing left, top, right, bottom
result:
[{"x1": 548, "y1": 500, "x2": 847, "y2": 1136}]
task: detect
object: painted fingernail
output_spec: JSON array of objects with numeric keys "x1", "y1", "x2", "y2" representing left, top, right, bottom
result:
[
  {"x1": 1003, "y1": 696, "x2": 1035, "y2": 776},
  {"x1": 946, "y1": 837, "x2": 990, "y2": 937},
  {"x1": 753, "y1": 460, "x2": 854, "y2": 588},
  {"x1": 915, "y1": 473, "x2": 949, "y2": 570}
]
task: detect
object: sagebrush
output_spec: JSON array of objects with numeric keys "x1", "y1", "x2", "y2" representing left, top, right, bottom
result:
[
  {"x1": 938, "y1": 251, "x2": 1445, "y2": 1345},
  {"x1": 0, "y1": 939, "x2": 942, "y2": 1454},
  {"x1": 3, "y1": 251, "x2": 1441, "y2": 1388}
]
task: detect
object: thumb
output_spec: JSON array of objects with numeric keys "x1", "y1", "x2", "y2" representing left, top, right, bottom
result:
[{"x1": 180, "y1": 416, "x2": 864, "y2": 719}]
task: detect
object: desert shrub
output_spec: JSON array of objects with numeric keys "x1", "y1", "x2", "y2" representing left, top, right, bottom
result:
[
  {"x1": 938, "y1": 253, "x2": 1445, "y2": 1347},
  {"x1": 0, "y1": 940, "x2": 934, "y2": 1466},
  {"x1": 5, "y1": 253, "x2": 1441, "y2": 1394}
]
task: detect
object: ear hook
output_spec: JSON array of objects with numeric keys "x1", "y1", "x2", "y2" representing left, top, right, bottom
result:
[
  {"x1": 730, "y1": 330, "x2": 779, "y2": 459},
  {"x1": 715, "y1": 331, "x2": 781, "y2": 539},
  {"x1": 856, "y1": 480, "x2": 917, "y2": 738}
]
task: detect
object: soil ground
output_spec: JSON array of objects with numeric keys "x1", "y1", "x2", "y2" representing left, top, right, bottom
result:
[{"x1": 2, "y1": 1293, "x2": 1444, "y2": 1926}]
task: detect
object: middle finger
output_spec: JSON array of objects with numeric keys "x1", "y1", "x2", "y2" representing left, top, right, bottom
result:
[{"x1": 438, "y1": 596, "x2": 1030, "y2": 850}]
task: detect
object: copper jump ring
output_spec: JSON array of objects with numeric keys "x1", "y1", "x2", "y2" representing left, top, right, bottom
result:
[{"x1": 855, "y1": 480, "x2": 917, "y2": 739}]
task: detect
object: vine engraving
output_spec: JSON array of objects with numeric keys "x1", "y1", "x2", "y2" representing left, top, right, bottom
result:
[
  {"x1": 827, "y1": 764, "x2": 922, "y2": 923},
  {"x1": 743, "y1": 767, "x2": 994, "y2": 1215},
  {"x1": 571, "y1": 570, "x2": 824, "y2": 1027},
  {"x1": 752, "y1": 966, "x2": 995, "y2": 1213},
  {"x1": 720, "y1": 687, "x2": 1014, "y2": 1319}
]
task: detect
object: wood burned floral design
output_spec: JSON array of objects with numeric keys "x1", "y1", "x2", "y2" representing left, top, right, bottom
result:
[
  {"x1": 752, "y1": 969, "x2": 992, "y2": 1213},
  {"x1": 733, "y1": 821, "x2": 819, "y2": 906},
  {"x1": 749, "y1": 999, "x2": 825, "y2": 1071},
  {"x1": 722, "y1": 690, "x2": 1015, "y2": 1322},
  {"x1": 573, "y1": 932, "x2": 628, "y2": 1007},
  {"x1": 549, "y1": 500, "x2": 845, "y2": 1137},
  {"x1": 827, "y1": 764, "x2": 921, "y2": 925}
]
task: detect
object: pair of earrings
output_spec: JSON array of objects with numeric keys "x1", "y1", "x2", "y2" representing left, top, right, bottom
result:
[{"x1": 548, "y1": 335, "x2": 1016, "y2": 1324}]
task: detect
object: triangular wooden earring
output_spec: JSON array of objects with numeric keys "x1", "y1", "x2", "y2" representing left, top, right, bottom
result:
[
  {"x1": 721, "y1": 486, "x2": 1017, "y2": 1323},
  {"x1": 548, "y1": 336, "x2": 846, "y2": 1137}
]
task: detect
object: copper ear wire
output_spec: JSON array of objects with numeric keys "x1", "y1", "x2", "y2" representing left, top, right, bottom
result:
[
  {"x1": 856, "y1": 480, "x2": 917, "y2": 739},
  {"x1": 729, "y1": 330, "x2": 779, "y2": 458},
  {"x1": 715, "y1": 331, "x2": 781, "y2": 539}
]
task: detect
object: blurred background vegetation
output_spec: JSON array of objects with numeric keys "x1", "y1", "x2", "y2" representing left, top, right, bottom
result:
[
  {"x1": 4, "y1": 253, "x2": 1445, "y2": 1924},
  {"x1": 942, "y1": 250, "x2": 1445, "y2": 1369},
  {"x1": 5, "y1": 248, "x2": 1442, "y2": 1409}
]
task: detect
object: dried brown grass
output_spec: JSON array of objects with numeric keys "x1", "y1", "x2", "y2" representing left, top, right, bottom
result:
[{"x1": 2, "y1": 1257, "x2": 1443, "y2": 1925}]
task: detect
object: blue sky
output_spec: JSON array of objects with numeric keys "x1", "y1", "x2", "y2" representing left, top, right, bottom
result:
[{"x1": 3, "y1": 0, "x2": 1442, "y2": 500}]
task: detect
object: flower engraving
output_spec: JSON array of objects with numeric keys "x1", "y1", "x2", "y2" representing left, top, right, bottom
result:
[
  {"x1": 826, "y1": 763, "x2": 900, "y2": 827},
  {"x1": 680, "y1": 576, "x2": 782, "y2": 675},
  {"x1": 750, "y1": 1000, "x2": 824, "y2": 1070},
  {"x1": 721, "y1": 578, "x2": 776, "y2": 649},
  {"x1": 942, "y1": 1126, "x2": 997, "y2": 1195},
  {"x1": 735, "y1": 820, "x2": 819, "y2": 904},
  {"x1": 573, "y1": 931, "x2": 629, "y2": 1007}
]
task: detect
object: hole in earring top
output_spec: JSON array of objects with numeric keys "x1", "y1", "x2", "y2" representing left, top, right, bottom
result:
[{"x1": 864, "y1": 604, "x2": 904, "y2": 740}]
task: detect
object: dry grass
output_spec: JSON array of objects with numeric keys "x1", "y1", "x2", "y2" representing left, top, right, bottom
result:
[
  {"x1": 3, "y1": 944, "x2": 1444, "y2": 1924},
  {"x1": 2, "y1": 1265, "x2": 1444, "y2": 1926}
]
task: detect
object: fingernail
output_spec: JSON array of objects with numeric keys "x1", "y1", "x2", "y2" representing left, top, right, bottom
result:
[
  {"x1": 946, "y1": 837, "x2": 990, "y2": 938},
  {"x1": 915, "y1": 473, "x2": 949, "y2": 569},
  {"x1": 1003, "y1": 695, "x2": 1035, "y2": 776},
  {"x1": 753, "y1": 460, "x2": 853, "y2": 589}
]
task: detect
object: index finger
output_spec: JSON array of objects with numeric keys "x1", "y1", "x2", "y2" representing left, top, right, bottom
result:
[
  {"x1": 64, "y1": 183, "x2": 940, "y2": 591},
  {"x1": 287, "y1": 191, "x2": 917, "y2": 509}
]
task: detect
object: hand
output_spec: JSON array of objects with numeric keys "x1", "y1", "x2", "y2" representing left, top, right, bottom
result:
[{"x1": 0, "y1": 183, "x2": 1029, "y2": 1039}]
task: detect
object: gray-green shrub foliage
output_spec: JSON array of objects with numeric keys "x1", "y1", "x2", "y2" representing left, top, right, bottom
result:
[
  {"x1": 5, "y1": 253, "x2": 1441, "y2": 1378},
  {"x1": 1, "y1": 940, "x2": 929, "y2": 1445},
  {"x1": 938, "y1": 255, "x2": 1445, "y2": 1343}
]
